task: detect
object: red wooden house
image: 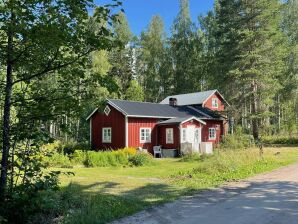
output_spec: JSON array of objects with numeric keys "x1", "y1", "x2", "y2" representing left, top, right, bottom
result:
[{"x1": 87, "y1": 90, "x2": 229, "y2": 155}]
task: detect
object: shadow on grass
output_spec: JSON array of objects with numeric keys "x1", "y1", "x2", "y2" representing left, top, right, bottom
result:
[
  {"x1": 60, "y1": 180, "x2": 194, "y2": 224},
  {"x1": 60, "y1": 179, "x2": 298, "y2": 224}
]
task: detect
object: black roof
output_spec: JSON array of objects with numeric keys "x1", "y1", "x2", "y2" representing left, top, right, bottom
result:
[{"x1": 107, "y1": 99, "x2": 223, "y2": 120}]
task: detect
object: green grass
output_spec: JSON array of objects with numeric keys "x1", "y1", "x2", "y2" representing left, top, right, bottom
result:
[{"x1": 54, "y1": 147, "x2": 298, "y2": 224}]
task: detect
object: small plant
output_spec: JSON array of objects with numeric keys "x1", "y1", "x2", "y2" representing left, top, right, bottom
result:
[
  {"x1": 180, "y1": 153, "x2": 201, "y2": 162},
  {"x1": 128, "y1": 153, "x2": 154, "y2": 166}
]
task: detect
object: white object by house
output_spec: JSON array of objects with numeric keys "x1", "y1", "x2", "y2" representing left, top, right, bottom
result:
[
  {"x1": 153, "y1": 145, "x2": 162, "y2": 158},
  {"x1": 200, "y1": 142, "x2": 213, "y2": 154}
]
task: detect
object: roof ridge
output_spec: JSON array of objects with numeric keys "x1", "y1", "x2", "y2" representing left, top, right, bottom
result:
[
  {"x1": 108, "y1": 99, "x2": 165, "y2": 105},
  {"x1": 165, "y1": 89, "x2": 217, "y2": 97}
]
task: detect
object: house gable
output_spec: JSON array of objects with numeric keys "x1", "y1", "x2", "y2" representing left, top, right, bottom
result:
[{"x1": 202, "y1": 92, "x2": 225, "y2": 111}]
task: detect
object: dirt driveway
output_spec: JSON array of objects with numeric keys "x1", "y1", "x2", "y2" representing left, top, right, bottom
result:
[{"x1": 112, "y1": 164, "x2": 298, "y2": 224}]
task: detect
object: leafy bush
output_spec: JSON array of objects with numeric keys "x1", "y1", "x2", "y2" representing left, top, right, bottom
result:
[
  {"x1": 44, "y1": 152, "x2": 73, "y2": 168},
  {"x1": 128, "y1": 153, "x2": 154, "y2": 166},
  {"x1": 220, "y1": 126, "x2": 254, "y2": 149},
  {"x1": 71, "y1": 150, "x2": 87, "y2": 165},
  {"x1": 120, "y1": 147, "x2": 137, "y2": 156},
  {"x1": 84, "y1": 151, "x2": 129, "y2": 167},
  {"x1": 262, "y1": 136, "x2": 298, "y2": 145}
]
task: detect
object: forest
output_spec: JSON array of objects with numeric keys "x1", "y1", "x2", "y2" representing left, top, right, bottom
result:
[{"x1": 0, "y1": 0, "x2": 297, "y2": 223}]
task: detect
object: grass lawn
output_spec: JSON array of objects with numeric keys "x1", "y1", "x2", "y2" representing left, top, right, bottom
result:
[{"x1": 56, "y1": 147, "x2": 298, "y2": 224}]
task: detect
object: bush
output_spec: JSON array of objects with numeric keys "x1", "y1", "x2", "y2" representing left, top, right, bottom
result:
[
  {"x1": 220, "y1": 126, "x2": 253, "y2": 149},
  {"x1": 262, "y1": 136, "x2": 298, "y2": 145},
  {"x1": 128, "y1": 153, "x2": 154, "y2": 166},
  {"x1": 44, "y1": 152, "x2": 73, "y2": 168},
  {"x1": 71, "y1": 150, "x2": 87, "y2": 165},
  {"x1": 84, "y1": 151, "x2": 129, "y2": 167}
]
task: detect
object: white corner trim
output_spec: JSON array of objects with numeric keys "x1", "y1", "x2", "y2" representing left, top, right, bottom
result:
[
  {"x1": 125, "y1": 116, "x2": 128, "y2": 147},
  {"x1": 89, "y1": 118, "x2": 92, "y2": 145}
]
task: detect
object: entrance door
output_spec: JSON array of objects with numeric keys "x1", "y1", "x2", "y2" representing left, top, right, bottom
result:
[
  {"x1": 193, "y1": 128, "x2": 201, "y2": 153},
  {"x1": 185, "y1": 126, "x2": 201, "y2": 153}
]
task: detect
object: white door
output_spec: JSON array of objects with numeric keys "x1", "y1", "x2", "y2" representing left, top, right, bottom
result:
[
  {"x1": 193, "y1": 128, "x2": 201, "y2": 153},
  {"x1": 186, "y1": 126, "x2": 201, "y2": 153}
]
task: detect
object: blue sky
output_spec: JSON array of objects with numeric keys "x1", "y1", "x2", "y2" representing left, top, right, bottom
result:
[{"x1": 96, "y1": 0, "x2": 215, "y2": 35}]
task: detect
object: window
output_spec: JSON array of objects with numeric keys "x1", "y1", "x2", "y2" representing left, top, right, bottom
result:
[
  {"x1": 212, "y1": 98, "x2": 218, "y2": 108},
  {"x1": 140, "y1": 128, "x2": 151, "y2": 143},
  {"x1": 104, "y1": 105, "x2": 111, "y2": 116},
  {"x1": 181, "y1": 128, "x2": 187, "y2": 142},
  {"x1": 102, "y1": 127, "x2": 112, "y2": 143},
  {"x1": 166, "y1": 128, "x2": 174, "y2": 144},
  {"x1": 209, "y1": 128, "x2": 216, "y2": 140}
]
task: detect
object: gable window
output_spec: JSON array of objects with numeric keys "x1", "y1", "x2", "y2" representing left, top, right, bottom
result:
[
  {"x1": 166, "y1": 128, "x2": 174, "y2": 144},
  {"x1": 212, "y1": 98, "x2": 218, "y2": 108},
  {"x1": 181, "y1": 128, "x2": 187, "y2": 142},
  {"x1": 140, "y1": 128, "x2": 151, "y2": 143},
  {"x1": 104, "y1": 105, "x2": 111, "y2": 116},
  {"x1": 209, "y1": 128, "x2": 216, "y2": 140},
  {"x1": 102, "y1": 127, "x2": 112, "y2": 143}
]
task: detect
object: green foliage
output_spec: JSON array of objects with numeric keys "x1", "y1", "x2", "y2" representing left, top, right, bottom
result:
[
  {"x1": 220, "y1": 126, "x2": 254, "y2": 149},
  {"x1": 44, "y1": 152, "x2": 73, "y2": 168},
  {"x1": 124, "y1": 80, "x2": 145, "y2": 101},
  {"x1": 128, "y1": 153, "x2": 154, "y2": 166},
  {"x1": 262, "y1": 136, "x2": 298, "y2": 145},
  {"x1": 179, "y1": 153, "x2": 202, "y2": 162}
]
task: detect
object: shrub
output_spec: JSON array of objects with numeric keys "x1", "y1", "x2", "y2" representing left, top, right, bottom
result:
[
  {"x1": 262, "y1": 136, "x2": 298, "y2": 145},
  {"x1": 220, "y1": 126, "x2": 253, "y2": 150},
  {"x1": 71, "y1": 150, "x2": 87, "y2": 165},
  {"x1": 128, "y1": 153, "x2": 154, "y2": 166},
  {"x1": 120, "y1": 147, "x2": 137, "y2": 156},
  {"x1": 44, "y1": 152, "x2": 72, "y2": 168},
  {"x1": 84, "y1": 151, "x2": 129, "y2": 167}
]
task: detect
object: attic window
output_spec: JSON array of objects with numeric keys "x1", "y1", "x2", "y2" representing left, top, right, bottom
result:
[
  {"x1": 104, "y1": 106, "x2": 111, "y2": 116},
  {"x1": 212, "y1": 98, "x2": 218, "y2": 108}
]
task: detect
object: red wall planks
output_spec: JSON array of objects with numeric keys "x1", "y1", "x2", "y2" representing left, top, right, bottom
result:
[
  {"x1": 91, "y1": 106, "x2": 125, "y2": 150},
  {"x1": 158, "y1": 124, "x2": 180, "y2": 149},
  {"x1": 203, "y1": 92, "x2": 225, "y2": 111},
  {"x1": 127, "y1": 117, "x2": 159, "y2": 153}
]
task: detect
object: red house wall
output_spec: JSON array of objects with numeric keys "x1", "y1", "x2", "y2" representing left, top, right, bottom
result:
[
  {"x1": 91, "y1": 106, "x2": 125, "y2": 150},
  {"x1": 203, "y1": 92, "x2": 225, "y2": 111},
  {"x1": 202, "y1": 120, "x2": 224, "y2": 145},
  {"x1": 127, "y1": 117, "x2": 159, "y2": 153},
  {"x1": 158, "y1": 124, "x2": 180, "y2": 149}
]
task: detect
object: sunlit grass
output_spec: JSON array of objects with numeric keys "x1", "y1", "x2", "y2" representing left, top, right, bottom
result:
[{"x1": 55, "y1": 147, "x2": 298, "y2": 224}]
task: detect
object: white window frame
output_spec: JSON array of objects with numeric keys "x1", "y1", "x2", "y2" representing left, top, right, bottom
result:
[
  {"x1": 181, "y1": 128, "x2": 187, "y2": 143},
  {"x1": 209, "y1": 128, "x2": 216, "y2": 140},
  {"x1": 140, "y1": 128, "x2": 151, "y2": 143},
  {"x1": 166, "y1": 128, "x2": 174, "y2": 144},
  {"x1": 102, "y1": 127, "x2": 112, "y2": 143},
  {"x1": 212, "y1": 98, "x2": 218, "y2": 108}
]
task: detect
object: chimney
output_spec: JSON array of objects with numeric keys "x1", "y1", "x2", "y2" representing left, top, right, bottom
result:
[{"x1": 169, "y1": 98, "x2": 177, "y2": 107}]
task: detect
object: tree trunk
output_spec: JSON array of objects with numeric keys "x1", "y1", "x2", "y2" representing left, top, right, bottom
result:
[
  {"x1": 251, "y1": 80, "x2": 259, "y2": 140},
  {"x1": 0, "y1": 11, "x2": 14, "y2": 199}
]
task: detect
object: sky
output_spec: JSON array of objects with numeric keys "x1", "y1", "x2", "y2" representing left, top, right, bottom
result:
[{"x1": 96, "y1": 0, "x2": 215, "y2": 35}]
